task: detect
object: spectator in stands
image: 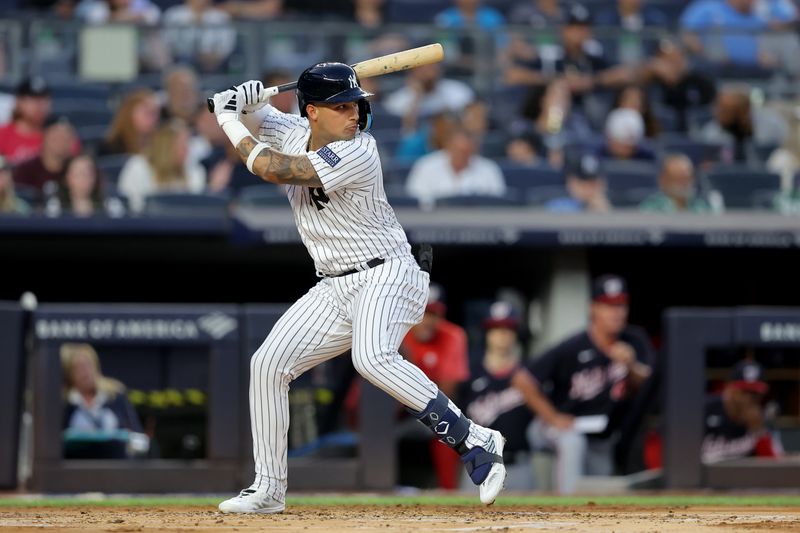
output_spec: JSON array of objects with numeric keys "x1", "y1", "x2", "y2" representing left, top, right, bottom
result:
[
  {"x1": 162, "y1": 66, "x2": 200, "y2": 125},
  {"x1": 753, "y1": 0, "x2": 800, "y2": 77},
  {"x1": 435, "y1": 0, "x2": 505, "y2": 29},
  {"x1": 595, "y1": 0, "x2": 668, "y2": 31},
  {"x1": 400, "y1": 283, "x2": 469, "y2": 489},
  {"x1": 701, "y1": 360, "x2": 784, "y2": 464},
  {"x1": 261, "y1": 70, "x2": 299, "y2": 114},
  {"x1": 544, "y1": 153, "x2": 611, "y2": 213},
  {"x1": 518, "y1": 79, "x2": 592, "y2": 168},
  {"x1": 508, "y1": 0, "x2": 564, "y2": 28},
  {"x1": 640, "y1": 39, "x2": 717, "y2": 133},
  {"x1": 118, "y1": 120, "x2": 206, "y2": 213},
  {"x1": 61, "y1": 342, "x2": 147, "y2": 459},
  {"x1": 99, "y1": 89, "x2": 161, "y2": 157},
  {"x1": 460, "y1": 301, "x2": 536, "y2": 490},
  {"x1": 196, "y1": 108, "x2": 260, "y2": 194},
  {"x1": 512, "y1": 274, "x2": 654, "y2": 494},
  {"x1": 75, "y1": 0, "x2": 161, "y2": 24},
  {"x1": 13, "y1": 116, "x2": 76, "y2": 204},
  {"x1": 0, "y1": 77, "x2": 52, "y2": 165},
  {"x1": 383, "y1": 62, "x2": 474, "y2": 121},
  {"x1": 0, "y1": 156, "x2": 31, "y2": 215},
  {"x1": 612, "y1": 85, "x2": 660, "y2": 139},
  {"x1": 680, "y1": 0, "x2": 775, "y2": 72},
  {"x1": 504, "y1": 132, "x2": 545, "y2": 166},
  {"x1": 405, "y1": 123, "x2": 506, "y2": 208},
  {"x1": 350, "y1": 0, "x2": 385, "y2": 28},
  {"x1": 45, "y1": 154, "x2": 124, "y2": 218},
  {"x1": 504, "y1": 3, "x2": 633, "y2": 113},
  {"x1": 395, "y1": 111, "x2": 457, "y2": 164},
  {"x1": 639, "y1": 154, "x2": 713, "y2": 213},
  {"x1": 219, "y1": 0, "x2": 282, "y2": 20},
  {"x1": 599, "y1": 108, "x2": 656, "y2": 162},
  {"x1": 163, "y1": 0, "x2": 237, "y2": 73},
  {"x1": 698, "y1": 86, "x2": 787, "y2": 164}
]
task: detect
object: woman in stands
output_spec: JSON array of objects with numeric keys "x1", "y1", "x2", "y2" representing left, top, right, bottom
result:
[
  {"x1": 0, "y1": 155, "x2": 31, "y2": 215},
  {"x1": 117, "y1": 120, "x2": 206, "y2": 213},
  {"x1": 45, "y1": 154, "x2": 125, "y2": 217},
  {"x1": 99, "y1": 89, "x2": 161, "y2": 157},
  {"x1": 61, "y1": 343, "x2": 147, "y2": 459}
]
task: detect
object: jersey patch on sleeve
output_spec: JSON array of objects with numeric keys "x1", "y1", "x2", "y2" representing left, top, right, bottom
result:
[{"x1": 317, "y1": 146, "x2": 341, "y2": 168}]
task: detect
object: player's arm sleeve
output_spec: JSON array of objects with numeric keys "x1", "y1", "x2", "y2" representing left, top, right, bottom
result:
[
  {"x1": 306, "y1": 134, "x2": 379, "y2": 193},
  {"x1": 250, "y1": 104, "x2": 308, "y2": 149}
]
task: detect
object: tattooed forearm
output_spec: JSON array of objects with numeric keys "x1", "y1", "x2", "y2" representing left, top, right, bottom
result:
[{"x1": 235, "y1": 139, "x2": 322, "y2": 187}]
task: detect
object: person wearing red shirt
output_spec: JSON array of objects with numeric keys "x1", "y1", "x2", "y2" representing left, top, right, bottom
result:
[
  {"x1": 400, "y1": 283, "x2": 469, "y2": 489},
  {"x1": 0, "y1": 77, "x2": 52, "y2": 164}
]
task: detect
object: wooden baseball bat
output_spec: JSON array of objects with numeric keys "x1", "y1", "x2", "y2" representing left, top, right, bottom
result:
[{"x1": 206, "y1": 43, "x2": 444, "y2": 113}]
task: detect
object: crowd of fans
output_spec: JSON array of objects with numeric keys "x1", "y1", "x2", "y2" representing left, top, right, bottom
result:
[{"x1": 1, "y1": 0, "x2": 800, "y2": 217}]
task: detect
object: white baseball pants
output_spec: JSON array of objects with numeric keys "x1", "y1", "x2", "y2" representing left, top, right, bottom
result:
[{"x1": 248, "y1": 256, "x2": 439, "y2": 501}]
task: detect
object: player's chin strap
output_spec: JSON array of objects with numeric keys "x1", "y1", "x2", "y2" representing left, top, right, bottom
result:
[{"x1": 409, "y1": 391, "x2": 503, "y2": 485}]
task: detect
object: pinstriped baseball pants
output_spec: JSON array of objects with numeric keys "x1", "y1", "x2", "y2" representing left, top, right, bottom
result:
[{"x1": 248, "y1": 257, "x2": 438, "y2": 501}]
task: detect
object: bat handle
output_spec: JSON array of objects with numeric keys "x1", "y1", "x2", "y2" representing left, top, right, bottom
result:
[{"x1": 207, "y1": 84, "x2": 287, "y2": 113}]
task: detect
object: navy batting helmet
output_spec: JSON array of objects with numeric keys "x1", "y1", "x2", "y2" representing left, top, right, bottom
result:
[{"x1": 296, "y1": 62, "x2": 373, "y2": 131}]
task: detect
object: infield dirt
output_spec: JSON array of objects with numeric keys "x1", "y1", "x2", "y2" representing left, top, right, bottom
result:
[{"x1": 2, "y1": 504, "x2": 800, "y2": 532}]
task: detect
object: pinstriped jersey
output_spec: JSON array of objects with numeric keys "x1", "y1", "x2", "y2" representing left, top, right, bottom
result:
[{"x1": 257, "y1": 105, "x2": 411, "y2": 276}]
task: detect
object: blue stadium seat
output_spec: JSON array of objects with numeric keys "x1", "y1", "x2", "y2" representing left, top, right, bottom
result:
[
  {"x1": 659, "y1": 134, "x2": 723, "y2": 167},
  {"x1": 435, "y1": 193, "x2": 525, "y2": 208},
  {"x1": 236, "y1": 185, "x2": 288, "y2": 208},
  {"x1": 498, "y1": 161, "x2": 564, "y2": 190},
  {"x1": 526, "y1": 185, "x2": 570, "y2": 207},
  {"x1": 96, "y1": 154, "x2": 130, "y2": 186},
  {"x1": 602, "y1": 160, "x2": 659, "y2": 207},
  {"x1": 705, "y1": 166, "x2": 781, "y2": 210},
  {"x1": 143, "y1": 192, "x2": 230, "y2": 218},
  {"x1": 383, "y1": 160, "x2": 415, "y2": 185},
  {"x1": 386, "y1": 0, "x2": 450, "y2": 23}
]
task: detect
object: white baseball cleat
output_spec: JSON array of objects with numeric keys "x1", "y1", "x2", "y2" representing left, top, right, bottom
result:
[
  {"x1": 218, "y1": 485, "x2": 285, "y2": 514},
  {"x1": 479, "y1": 430, "x2": 507, "y2": 505}
]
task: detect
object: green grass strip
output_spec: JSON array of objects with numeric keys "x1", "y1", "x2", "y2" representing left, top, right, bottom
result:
[{"x1": 1, "y1": 494, "x2": 799, "y2": 508}]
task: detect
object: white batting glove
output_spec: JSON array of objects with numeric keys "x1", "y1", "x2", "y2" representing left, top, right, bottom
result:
[
  {"x1": 212, "y1": 88, "x2": 242, "y2": 127},
  {"x1": 237, "y1": 80, "x2": 267, "y2": 114}
]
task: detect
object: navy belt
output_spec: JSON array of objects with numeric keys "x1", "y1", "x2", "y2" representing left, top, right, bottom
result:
[{"x1": 333, "y1": 258, "x2": 385, "y2": 277}]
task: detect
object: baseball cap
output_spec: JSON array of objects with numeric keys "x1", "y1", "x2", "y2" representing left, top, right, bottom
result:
[
  {"x1": 567, "y1": 153, "x2": 603, "y2": 181},
  {"x1": 729, "y1": 360, "x2": 769, "y2": 394},
  {"x1": 605, "y1": 108, "x2": 644, "y2": 145},
  {"x1": 426, "y1": 283, "x2": 447, "y2": 316},
  {"x1": 565, "y1": 2, "x2": 593, "y2": 26},
  {"x1": 482, "y1": 301, "x2": 520, "y2": 330},
  {"x1": 16, "y1": 76, "x2": 50, "y2": 98},
  {"x1": 592, "y1": 274, "x2": 629, "y2": 305}
]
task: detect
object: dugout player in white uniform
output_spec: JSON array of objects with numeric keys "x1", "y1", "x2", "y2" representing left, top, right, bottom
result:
[{"x1": 210, "y1": 63, "x2": 506, "y2": 513}]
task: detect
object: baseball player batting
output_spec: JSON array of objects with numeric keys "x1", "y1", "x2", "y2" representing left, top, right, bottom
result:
[{"x1": 210, "y1": 63, "x2": 506, "y2": 514}]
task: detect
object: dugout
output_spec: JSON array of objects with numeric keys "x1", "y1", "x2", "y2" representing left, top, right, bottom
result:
[
  {"x1": 30, "y1": 304, "x2": 241, "y2": 493},
  {"x1": 241, "y1": 306, "x2": 396, "y2": 491},
  {"x1": 663, "y1": 307, "x2": 800, "y2": 489},
  {"x1": 0, "y1": 302, "x2": 25, "y2": 489}
]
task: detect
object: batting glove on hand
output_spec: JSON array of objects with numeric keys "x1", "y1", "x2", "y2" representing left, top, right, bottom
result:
[
  {"x1": 212, "y1": 88, "x2": 242, "y2": 127},
  {"x1": 237, "y1": 80, "x2": 267, "y2": 114}
]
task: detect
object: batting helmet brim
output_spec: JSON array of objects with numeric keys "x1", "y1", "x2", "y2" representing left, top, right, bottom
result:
[{"x1": 316, "y1": 86, "x2": 374, "y2": 105}]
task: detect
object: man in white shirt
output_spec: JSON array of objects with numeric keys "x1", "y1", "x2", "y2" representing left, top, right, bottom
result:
[
  {"x1": 406, "y1": 125, "x2": 506, "y2": 208},
  {"x1": 383, "y1": 63, "x2": 474, "y2": 119}
]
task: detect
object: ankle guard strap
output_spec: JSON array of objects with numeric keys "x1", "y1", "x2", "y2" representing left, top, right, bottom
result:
[
  {"x1": 409, "y1": 391, "x2": 470, "y2": 454},
  {"x1": 461, "y1": 446, "x2": 503, "y2": 485}
]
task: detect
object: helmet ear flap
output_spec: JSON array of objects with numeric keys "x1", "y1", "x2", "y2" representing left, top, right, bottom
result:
[{"x1": 358, "y1": 99, "x2": 372, "y2": 132}]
